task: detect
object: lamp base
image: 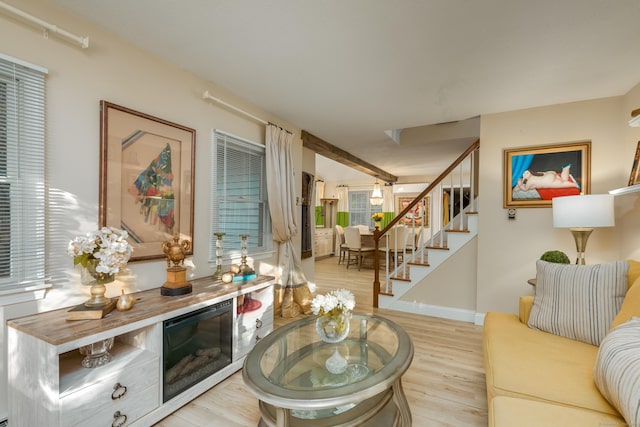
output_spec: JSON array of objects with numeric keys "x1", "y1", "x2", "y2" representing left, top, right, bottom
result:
[{"x1": 569, "y1": 228, "x2": 594, "y2": 265}]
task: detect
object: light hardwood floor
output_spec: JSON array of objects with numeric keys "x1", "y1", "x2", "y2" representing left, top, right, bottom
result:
[{"x1": 155, "y1": 257, "x2": 488, "y2": 427}]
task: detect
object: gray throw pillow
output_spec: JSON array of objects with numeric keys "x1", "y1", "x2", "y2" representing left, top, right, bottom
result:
[
  {"x1": 528, "y1": 260, "x2": 628, "y2": 346},
  {"x1": 594, "y1": 317, "x2": 640, "y2": 427}
]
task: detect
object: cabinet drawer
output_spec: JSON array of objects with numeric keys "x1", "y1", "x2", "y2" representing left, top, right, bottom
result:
[
  {"x1": 236, "y1": 305, "x2": 274, "y2": 359},
  {"x1": 235, "y1": 285, "x2": 274, "y2": 360},
  {"x1": 60, "y1": 356, "x2": 159, "y2": 425},
  {"x1": 67, "y1": 383, "x2": 158, "y2": 427}
]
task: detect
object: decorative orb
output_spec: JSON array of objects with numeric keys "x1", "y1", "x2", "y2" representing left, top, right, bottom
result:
[
  {"x1": 222, "y1": 272, "x2": 234, "y2": 283},
  {"x1": 230, "y1": 264, "x2": 240, "y2": 274}
]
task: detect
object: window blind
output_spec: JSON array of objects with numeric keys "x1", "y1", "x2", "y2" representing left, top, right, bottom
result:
[
  {"x1": 348, "y1": 190, "x2": 382, "y2": 227},
  {"x1": 0, "y1": 55, "x2": 46, "y2": 288},
  {"x1": 211, "y1": 130, "x2": 270, "y2": 259}
]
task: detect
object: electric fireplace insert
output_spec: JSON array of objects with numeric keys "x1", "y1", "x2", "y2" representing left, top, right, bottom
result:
[{"x1": 162, "y1": 299, "x2": 232, "y2": 402}]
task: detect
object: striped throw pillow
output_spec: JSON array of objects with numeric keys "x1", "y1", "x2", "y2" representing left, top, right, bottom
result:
[
  {"x1": 528, "y1": 260, "x2": 628, "y2": 346},
  {"x1": 594, "y1": 317, "x2": 640, "y2": 427}
]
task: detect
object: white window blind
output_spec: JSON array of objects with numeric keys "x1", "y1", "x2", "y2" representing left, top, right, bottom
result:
[
  {"x1": 348, "y1": 190, "x2": 382, "y2": 227},
  {"x1": 211, "y1": 130, "x2": 271, "y2": 259},
  {"x1": 0, "y1": 54, "x2": 46, "y2": 289}
]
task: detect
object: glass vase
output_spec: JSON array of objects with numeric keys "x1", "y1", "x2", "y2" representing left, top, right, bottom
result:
[
  {"x1": 79, "y1": 337, "x2": 114, "y2": 368},
  {"x1": 315, "y1": 311, "x2": 351, "y2": 343}
]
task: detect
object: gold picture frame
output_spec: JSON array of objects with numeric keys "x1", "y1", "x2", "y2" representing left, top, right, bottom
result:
[
  {"x1": 99, "y1": 101, "x2": 196, "y2": 261},
  {"x1": 397, "y1": 196, "x2": 430, "y2": 227},
  {"x1": 627, "y1": 141, "x2": 640, "y2": 186},
  {"x1": 503, "y1": 141, "x2": 591, "y2": 208}
]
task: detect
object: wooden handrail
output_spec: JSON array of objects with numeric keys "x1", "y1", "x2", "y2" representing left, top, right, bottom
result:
[{"x1": 373, "y1": 139, "x2": 480, "y2": 307}]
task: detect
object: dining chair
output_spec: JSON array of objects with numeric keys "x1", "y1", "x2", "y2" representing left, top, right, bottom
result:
[
  {"x1": 334, "y1": 225, "x2": 348, "y2": 264},
  {"x1": 344, "y1": 226, "x2": 375, "y2": 270},
  {"x1": 385, "y1": 225, "x2": 407, "y2": 269}
]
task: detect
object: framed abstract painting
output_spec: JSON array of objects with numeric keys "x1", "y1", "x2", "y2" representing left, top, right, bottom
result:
[
  {"x1": 99, "y1": 101, "x2": 196, "y2": 261},
  {"x1": 503, "y1": 141, "x2": 591, "y2": 208}
]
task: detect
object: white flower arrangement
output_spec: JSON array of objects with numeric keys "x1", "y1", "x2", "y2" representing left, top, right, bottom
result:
[
  {"x1": 67, "y1": 227, "x2": 133, "y2": 275},
  {"x1": 311, "y1": 288, "x2": 356, "y2": 317}
]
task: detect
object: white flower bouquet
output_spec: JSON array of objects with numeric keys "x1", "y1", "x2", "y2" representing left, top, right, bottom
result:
[
  {"x1": 311, "y1": 288, "x2": 356, "y2": 317},
  {"x1": 67, "y1": 227, "x2": 133, "y2": 275}
]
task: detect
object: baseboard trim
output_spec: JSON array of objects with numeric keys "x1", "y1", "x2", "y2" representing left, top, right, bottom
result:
[
  {"x1": 381, "y1": 299, "x2": 476, "y2": 323},
  {"x1": 474, "y1": 312, "x2": 486, "y2": 326}
]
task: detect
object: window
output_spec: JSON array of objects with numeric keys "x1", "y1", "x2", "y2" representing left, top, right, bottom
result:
[
  {"x1": 211, "y1": 130, "x2": 271, "y2": 259},
  {"x1": 348, "y1": 190, "x2": 382, "y2": 227},
  {"x1": 0, "y1": 54, "x2": 47, "y2": 292}
]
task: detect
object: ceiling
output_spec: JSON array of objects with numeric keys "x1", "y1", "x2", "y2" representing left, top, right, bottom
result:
[{"x1": 53, "y1": 0, "x2": 640, "y2": 180}]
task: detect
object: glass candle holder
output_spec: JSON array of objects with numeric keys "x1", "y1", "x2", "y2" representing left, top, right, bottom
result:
[
  {"x1": 239, "y1": 234, "x2": 255, "y2": 275},
  {"x1": 212, "y1": 232, "x2": 225, "y2": 280}
]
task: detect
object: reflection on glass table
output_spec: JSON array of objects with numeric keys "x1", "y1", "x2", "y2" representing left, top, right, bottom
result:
[{"x1": 243, "y1": 313, "x2": 413, "y2": 426}]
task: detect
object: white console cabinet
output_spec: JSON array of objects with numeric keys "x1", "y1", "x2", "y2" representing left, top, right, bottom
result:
[
  {"x1": 7, "y1": 276, "x2": 274, "y2": 427},
  {"x1": 314, "y1": 228, "x2": 334, "y2": 258}
]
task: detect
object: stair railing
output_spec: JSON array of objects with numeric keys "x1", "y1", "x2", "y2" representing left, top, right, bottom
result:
[{"x1": 373, "y1": 139, "x2": 479, "y2": 307}]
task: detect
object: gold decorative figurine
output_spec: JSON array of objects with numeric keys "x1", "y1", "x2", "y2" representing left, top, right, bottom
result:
[{"x1": 160, "y1": 233, "x2": 192, "y2": 296}]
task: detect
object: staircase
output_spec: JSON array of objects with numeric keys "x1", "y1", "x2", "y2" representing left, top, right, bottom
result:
[{"x1": 372, "y1": 140, "x2": 479, "y2": 321}]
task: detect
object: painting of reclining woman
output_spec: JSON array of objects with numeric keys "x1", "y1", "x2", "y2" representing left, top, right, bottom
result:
[{"x1": 504, "y1": 141, "x2": 591, "y2": 208}]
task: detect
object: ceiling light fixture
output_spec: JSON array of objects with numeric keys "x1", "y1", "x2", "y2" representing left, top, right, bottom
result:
[{"x1": 370, "y1": 178, "x2": 384, "y2": 206}]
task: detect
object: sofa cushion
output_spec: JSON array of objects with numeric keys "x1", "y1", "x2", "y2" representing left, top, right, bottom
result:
[
  {"x1": 611, "y1": 277, "x2": 640, "y2": 330},
  {"x1": 489, "y1": 396, "x2": 626, "y2": 427},
  {"x1": 628, "y1": 259, "x2": 640, "y2": 289},
  {"x1": 528, "y1": 260, "x2": 628, "y2": 345},
  {"x1": 484, "y1": 312, "x2": 619, "y2": 415},
  {"x1": 594, "y1": 317, "x2": 640, "y2": 427}
]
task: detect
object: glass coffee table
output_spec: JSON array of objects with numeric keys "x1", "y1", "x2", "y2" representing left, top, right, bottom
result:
[{"x1": 242, "y1": 313, "x2": 413, "y2": 426}]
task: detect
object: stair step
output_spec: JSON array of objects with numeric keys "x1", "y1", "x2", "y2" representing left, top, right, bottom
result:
[
  {"x1": 379, "y1": 291, "x2": 394, "y2": 297},
  {"x1": 467, "y1": 211, "x2": 478, "y2": 215},
  {"x1": 408, "y1": 261, "x2": 430, "y2": 267},
  {"x1": 425, "y1": 245, "x2": 449, "y2": 250},
  {"x1": 390, "y1": 276, "x2": 411, "y2": 282},
  {"x1": 445, "y1": 229, "x2": 470, "y2": 233}
]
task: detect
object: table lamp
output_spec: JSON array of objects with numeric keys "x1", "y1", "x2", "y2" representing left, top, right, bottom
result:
[{"x1": 552, "y1": 194, "x2": 615, "y2": 265}]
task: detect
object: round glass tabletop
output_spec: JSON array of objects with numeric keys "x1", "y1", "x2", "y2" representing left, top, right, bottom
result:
[{"x1": 243, "y1": 313, "x2": 413, "y2": 414}]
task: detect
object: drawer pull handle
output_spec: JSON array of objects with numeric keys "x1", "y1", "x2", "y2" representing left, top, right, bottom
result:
[
  {"x1": 255, "y1": 318, "x2": 263, "y2": 329},
  {"x1": 112, "y1": 411, "x2": 127, "y2": 427},
  {"x1": 111, "y1": 383, "x2": 128, "y2": 400}
]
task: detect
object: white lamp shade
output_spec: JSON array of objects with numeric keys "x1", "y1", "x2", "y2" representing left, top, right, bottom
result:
[{"x1": 552, "y1": 194, "x2": 615, "y2": 228}]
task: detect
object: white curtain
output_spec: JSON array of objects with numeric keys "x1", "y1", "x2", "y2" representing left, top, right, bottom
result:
[
  {"x1": 336, "y1": 186, "x2": 349, "y2": 212},
  {"x1": 315, "y1": 180, "x2": 325, "y2": 206},
  {"x1": 266, "y1": 125, "x2": 312, "y2": 317},
  {"x1": 382, "y1": 187, "x2": 394, "y2": 212}
]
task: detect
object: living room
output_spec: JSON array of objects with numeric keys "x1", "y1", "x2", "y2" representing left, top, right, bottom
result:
[{"x1": 1, "y1": 1, "x2": 640, "y2": 426}]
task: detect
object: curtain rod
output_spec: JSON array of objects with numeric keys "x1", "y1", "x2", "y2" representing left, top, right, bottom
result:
[
  {"x1": 0, "y1": 1, "x2": 89, "y2": 48},
  {"x1": 202, "y1": 90, "x2": 291, "y2": 134}
]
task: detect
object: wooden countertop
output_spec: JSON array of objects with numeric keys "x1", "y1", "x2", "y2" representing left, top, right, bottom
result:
[{"x1": 8, "y1": 275, "x2": 274, "y2": 347}]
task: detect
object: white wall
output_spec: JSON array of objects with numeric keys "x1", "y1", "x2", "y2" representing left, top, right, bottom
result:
[
  {"x1": 477, "y1": 96, "x2": 629, "y2": 314},
  {"x1": 401, "y1": 237, "x2": 478, "y2": 310},
  {"x1": 0, "y1": 0, "x2": 305, "y2": 420}
]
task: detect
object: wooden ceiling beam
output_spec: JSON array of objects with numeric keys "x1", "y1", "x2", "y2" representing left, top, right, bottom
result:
[{"x1": 301, "y1": 130, "x2": 398, "y2": 183}]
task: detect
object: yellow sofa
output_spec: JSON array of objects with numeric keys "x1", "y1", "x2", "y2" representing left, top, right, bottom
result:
[
  {"x1": 484, "y1": 297, "x2": 626, "y2": 426},
  {"x1": 483, "y1": 261, "x2": 640, "y2": 427}
]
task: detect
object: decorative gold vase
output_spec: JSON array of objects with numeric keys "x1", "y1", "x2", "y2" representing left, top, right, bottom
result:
[{"x1": 82, "y1": 258, "x2": 115, "y2": 308}]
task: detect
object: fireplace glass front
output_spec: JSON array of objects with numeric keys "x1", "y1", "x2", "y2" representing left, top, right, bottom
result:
[{"x1": 163, "y1": 299, "x2": 232, "y2": 402}]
